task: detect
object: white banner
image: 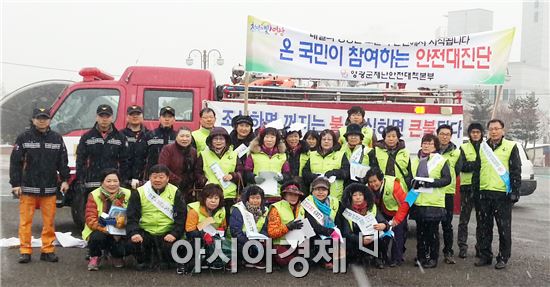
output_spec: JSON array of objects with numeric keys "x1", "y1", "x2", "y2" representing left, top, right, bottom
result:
[
  {"x1": 207, "y1": 101, "x2": 462, "y2": 152},
  {"x1": 246, "y1": 16, "x2": 515, "y2": 85}
]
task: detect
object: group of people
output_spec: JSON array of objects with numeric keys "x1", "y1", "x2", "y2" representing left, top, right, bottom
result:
[{"x1": 9, "y1": 103, "x2": 521, "y2": 275}]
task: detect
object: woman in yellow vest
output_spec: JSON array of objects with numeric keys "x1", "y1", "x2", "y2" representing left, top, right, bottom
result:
[
  {"x1": 302, "y1": 129, "x2": 350, "y2": 201},
  {"x1": 283, "y1": 126, "x2": 311, "y2": 196},
  {"x1": 229, "y1": 185, "x2": 268, "y2": 269},
  {"x1": 185, "y1": 184, "x2": 229, "y2": 271},
  {"x1": 340, "y1": 124, "x2": 377, "y2": 181},
  {"x1": 373, "y1": 126, "x2": 412, "y2": 192},
  {"x1": 196, "y1": 127, "x2": 241, "y2": 222},
  {"x1": 338, "y1": 106, "x2": 377, "y2": 148},
  {"x1": 409, "y1": 134, "x2": 451, "y2": 269},
  {"x1": 303, "y1": 177, "x2": 344, "y2": 269},
  {"x1": 82, "y1": 168, "x2": 131, "y2": 271},
  {"x1": 243, "y1": 127, "x2": 290, "y2": 204},
  {"x1": 338, "y1": 182, "x2": 388, "y2": 269},
  {"x1": 267, "y1": 181, "x2": 305, "y2": 267}
]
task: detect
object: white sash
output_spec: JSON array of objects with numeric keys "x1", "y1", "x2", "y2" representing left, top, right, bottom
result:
[
  {"x1": 349, "y1": 145, "x2": 363, "y2": 163},
  {"x1": 301, "y1": 198, "x2": 325, "y2": 225},
  {"x1": 480, "y1": 141, "x2": 511, "y2": 192},
  {"x1": 143, "y1": 181, "x2": 174, "y2": 221},
  {"x1": 235, "y1": 202, "x2": 259, "y2": 234}
]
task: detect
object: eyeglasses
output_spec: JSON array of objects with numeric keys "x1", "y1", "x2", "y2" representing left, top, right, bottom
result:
[
  {"x1": 438, "y1": 132, "x2": 451, "y2": 137},
  {"x1": 488, "y1": 127, "x2": 503, "y2": 131}
]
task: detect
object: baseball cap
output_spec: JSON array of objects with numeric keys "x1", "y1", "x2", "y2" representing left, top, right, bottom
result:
[
  {"x1": 127, "y1": 105, "x2": 143, "y2": 114},
  {"x1": 159, "y1": 106, "x2": 175, "y2": 116},
  {"x1": 32, "y1": 107, "x2": 51, "y2": 119},
  {"x1": 96, "y1": 104, "x2": 113, "y2": 116}
]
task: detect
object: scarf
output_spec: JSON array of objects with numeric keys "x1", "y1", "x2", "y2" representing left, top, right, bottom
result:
[
  {"x1": 352, "y1": 201, "x2": 368, "y2": 216},
  {"x1": 313, "y1": 196, "x2": 335, "y2": 228},
  {"x1": 100, "y1": 186, "x2": 123, "y2": 201},
  {"x1": 245, "y1": 202, "x2": 263, "y2": 222}
]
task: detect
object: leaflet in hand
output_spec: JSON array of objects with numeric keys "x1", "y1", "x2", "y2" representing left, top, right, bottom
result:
[
  {"x1": 210, "y1": 162, "x2": 231, "y2": 189},
  {"x1": 247, "y1": 232, "x2": 269, "y2": 240},
  {"x1": 350, "y1": 162, "x2": 370, "y2": 181},
  {"x1": 413, "y1": 177, "x2": 434, "y2": 193},
  {"x1": 256, "y1": 171, "x2": 279, "y2": 196},
  {"x1": 106, "y1": 206, "x2": 127, "y2": 236},
  {"x1": 284, "y1": 218, "x2": 315, "y2": 249},
  {"x1": 203, "y1": 224, "x2": 225, "y2": 237}
]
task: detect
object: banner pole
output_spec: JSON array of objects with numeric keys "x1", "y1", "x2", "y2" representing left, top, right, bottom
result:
[
  {"x1": 243, "y1": 71, "x2": 250, "y2": 116},
  {"x1": 491, "y1": 85, "x2": 503, "y2": 119}
]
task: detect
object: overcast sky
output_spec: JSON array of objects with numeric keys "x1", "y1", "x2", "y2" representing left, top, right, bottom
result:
[{"x1": 1, "y1": 0, "x2": 524, "y2": 94}]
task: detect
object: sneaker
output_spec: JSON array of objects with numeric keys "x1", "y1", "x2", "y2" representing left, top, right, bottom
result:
[
  {"x1": 323, "y1": 262, "x2": 334, "y2": 270},
  {"x1": 135, "y1": 262, "x2": 150, "y2": 271},
  {"x1": 495, "y1": 260, "x2": 507, "y2": 270},
  {"x1": 444, "y1": 255, "x2": 456, "y2": 264},
  {"x1": 111, "y1": 257, "x2": 124, "y2": 268},
  {"x1": 374, "y1": 258, "x2": 385, "y2": 269},
  {"x1": 87, "y1": 256, "x2": 100, "y2": 271},
  {"x1": 458, "y1": 249, "x2": 467, "y2": 259},
  {"x1": 40, "y1": 253, "x2": 59, "y2": 263},
  {"x1": 18, "y1": 254, "x2": 31, "y2": 264},
  {"x1": 244, "y1": 262, "x2": 256, "y2": 268}
]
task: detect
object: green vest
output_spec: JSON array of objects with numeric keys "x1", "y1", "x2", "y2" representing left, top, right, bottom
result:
[
  {"x1": 304, "y1": 195, "x2": 340, "y2": 222},
  {"x1": 298, "y1": 152, "x2": 310, "y2": 177},
  {"x1": 308, "y1": 150, "x2": 346, "y2": 200},
  {"x1": 375, "y1": 146, "x2": 410, "y2": 192},
  {"x1": 187, "y1": 201, "x2": 226, "y2": 229},
  {"x1": 460, "y1": 142, "x2": 477, "y2": 185},
  {"x1": 381, "y1": 175, "x2": 400, "y2": 212},
  {"x1": 479, "y1": 139, "x2": 515, "y2": 193},
  {"x1": 345, "y1": 204, "x2": 378, "y2": 232},
  {"x1": 339, "y1": 126, "x2": 374, "y2": 148},
  {"x1": 411, "y1": 154, "x2": 447, "y2": 208},
  {"x1": 137, "y1": 183, "x2": 179, "y2": 236},
  {"x1": 200, "y1": 149, "x2": 238, "y2": 199},
  {"x1": 269, "y1": 200, "x2": 305, "y2": 245},
  {"x1": 251, "y1": 151, "x2": 287, "y2": 196},
  {"x1": 440, "y1": 145, "x2": 460, "y2": 195},
  {"x1": 82, "y1": 187, "x2": 131, "y2": 241},
  {"x1": 230, "y1": 203, "x2": 268, "y2": 234},
  {"x1": 192, "y1": 127, "x2": 210, "y2": 152}
]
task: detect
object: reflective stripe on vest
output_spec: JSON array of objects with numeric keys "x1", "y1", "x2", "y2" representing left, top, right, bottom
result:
[
  {"x1": 339, "y1": 126, "x2": 374, "y2": 148},
  {"x1": 382, "y1": 175, "x2": 400, "y2": 212},
  {"x1": 460, "y1": 142, "x2": 477, "y2": 185},
  {"x1": 270, "y1": 200, "x2": 304, "y2": 245},
  {"x1": 192, "y1": 127, "x2": 210, "y2": 152},
  {"x1": 201, "y1": 149, "x2": 238, "y2": 199},
  {"x1": 187, "y1": 201, "x2": 226, "y2": 229},
  {"x1": 375, "y1": 146, "x2": 410, "y2": 192},
  {"x1": 411, "y1": 154, "x2": 447, "y2": 208},
  {"x1": 441, "y1": 147, "x2": 460, "y2": 195},
  {"x1": 137, "y1": 183, "x2": 178, "y2": 236},
  {"x1": 479, "y1": 139, "x2": 515, "y2": 192},
  {"x1": 309, "y1": 150, "x2": 346, "y2": 200},
  {"x1": 82, "y1": 187, "x2": 131, "y2": 241}
]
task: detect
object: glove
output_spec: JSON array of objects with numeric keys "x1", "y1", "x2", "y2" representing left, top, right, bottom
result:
[
  {"x1": 325, "y1": 170, "x2": 338, "y2": 178},
  {"x1": 131, "y1": 179, "x2": 140, "y2": 189},
  {"x1": 412, "y1": 180, "x2": 423, "y2": 190},
  {"x1": 286, "y1": 220, "x2": 304, "y2": 231},
  {"x1": 202, "y1": 233, "x2": 214, "y2": 245},
  {"x1": 254, "y1": 175, "x2": 265, "y2": 184},
  {"x1": 423, "y1": 181, "x2": 434, "y2": 188},
  {"x1": 508, "y1": 189, "x2": 520, "y2": 203},
  {"x1": 330, "y1": 230, "x2": 342, "y2": 241},
  {"x1": 273, "y1": 173, "x2": 284, "y2": 183}
]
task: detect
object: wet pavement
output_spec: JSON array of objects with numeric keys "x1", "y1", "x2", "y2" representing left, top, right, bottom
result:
[{"x1": 1, "y1": 154, "x2": 549, "y2": 286}]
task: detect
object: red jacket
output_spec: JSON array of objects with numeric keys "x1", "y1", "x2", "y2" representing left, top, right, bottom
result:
[
  {"x1": 158, "y1": 143, "x2": 199, "y2": 190},
  {"x1": 373, "y1": 179, "x2": 410, "y2": 225}
]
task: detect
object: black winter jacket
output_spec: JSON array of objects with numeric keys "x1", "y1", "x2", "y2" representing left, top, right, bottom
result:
[
  {"x1": 136, "y1": 125, "x2": 176, "y2": 178},
  {"x1": 10, "y1": 125, "x2": 70, "y2": 196}
]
